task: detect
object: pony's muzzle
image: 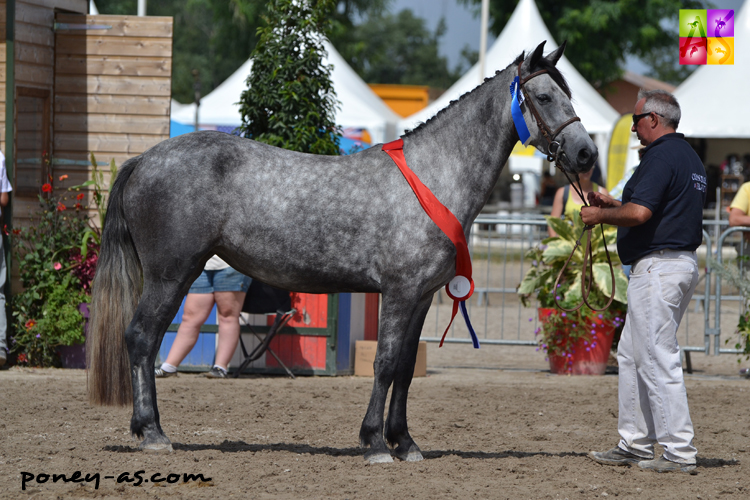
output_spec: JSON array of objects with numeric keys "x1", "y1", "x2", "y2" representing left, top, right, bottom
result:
[{"x1": 577, "y1": 146, "x2": 598, "y2": 171}]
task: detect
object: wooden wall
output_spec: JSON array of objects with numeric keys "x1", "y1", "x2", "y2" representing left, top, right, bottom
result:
[
  {"x1": 53, "y1": 13, "x2": 172, "y2": 182},
  {"x1": 3, "y1": 8, "x2": 172, "y2": 228},
  {"x1": 5, "y1": 0, "x2": 88, "y2": 222},
  {"x1": 2, "y1": 4, "x2": 172, "y2": 289}
]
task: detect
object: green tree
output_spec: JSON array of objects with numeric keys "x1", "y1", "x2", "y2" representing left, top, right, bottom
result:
[
  {"x1": 459, "y1": 0, "x2": 707, "y2": 88},
  {"x1": 337, "y1": 10, "x2": 463, "y2": 88},
  {"x1": 238, "y1": 0, "x2": 340, "y2": 155}
]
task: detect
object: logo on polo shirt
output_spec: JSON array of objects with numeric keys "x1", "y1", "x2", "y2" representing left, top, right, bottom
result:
[{"x1": 692, "y1": 173, "x2": 707, "y2": 192}]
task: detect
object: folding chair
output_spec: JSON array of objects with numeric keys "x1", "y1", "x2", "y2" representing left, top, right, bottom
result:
[{"x1": 234, "y1": 280, "x2": 296, "y2": 379}]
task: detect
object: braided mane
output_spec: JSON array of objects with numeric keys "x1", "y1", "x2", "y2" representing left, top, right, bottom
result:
[{"x1": 404, "y1": 48, "x2": 571, "y2": 137}]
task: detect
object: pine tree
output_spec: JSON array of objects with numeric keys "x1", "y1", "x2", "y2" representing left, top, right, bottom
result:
[{"x1": 239, "y1": 0, "x2": 340, "y2": 155}]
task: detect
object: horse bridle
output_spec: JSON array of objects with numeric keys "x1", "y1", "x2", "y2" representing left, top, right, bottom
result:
[
  {"x1": 516, "y1": 63, "x2": 616, "y2": 313},
  {"x1": 517, "y1": 63, "x2": 580, "y2": 164}
]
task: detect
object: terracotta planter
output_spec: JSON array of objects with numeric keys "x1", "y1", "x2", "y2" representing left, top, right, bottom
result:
[
  {"x1": 57, "y1": 303, "x2": 89, "y2": 369},
  {"x1": 538, "y1": 308, "x2": 616, "y2": 375}
]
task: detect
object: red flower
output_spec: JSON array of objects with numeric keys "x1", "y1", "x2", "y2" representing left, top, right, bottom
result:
[
  {"x1": 57, "y1": 202, "x2": 67, "y2": 212},
  {"x1": 25, "y1": 319, "x2": 36, "y2": 330},
  {"x1": 76, "y1": 193, "x2": 85, "y2": 200},
  {"x1": 42, "y1": 183, "x2": 53, "y2": 193},
  {"x1": 17, "y1": 353, "x2": 28, "y2": 364},
  {"x1": 59, "y1": 174, "x2": 68, "y2": 181},
  {"x1": 74, "y1": 203, "x2": 83, "y2": 210}
]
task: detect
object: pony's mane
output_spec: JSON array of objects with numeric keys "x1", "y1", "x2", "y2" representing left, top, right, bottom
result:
[{"x1": 404, "y1": 49, "x2": 571, "y2": 137}]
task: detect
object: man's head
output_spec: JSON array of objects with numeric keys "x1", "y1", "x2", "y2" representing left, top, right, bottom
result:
[{"x1": 631, "y1": 89, "x2": 681, "y2": 146}]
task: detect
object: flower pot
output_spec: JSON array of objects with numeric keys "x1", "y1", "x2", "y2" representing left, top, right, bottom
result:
[
  {"x1": 538, "y1": 308, "x2": 616, "y2": 375},
  {"x1": 56, "y1": 303, "x2": 90, "y2": 369}
]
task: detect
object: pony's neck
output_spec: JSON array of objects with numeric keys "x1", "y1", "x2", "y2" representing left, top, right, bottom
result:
[{"x1": 401, "y1": 67, "x2": 519, "y2": 228}]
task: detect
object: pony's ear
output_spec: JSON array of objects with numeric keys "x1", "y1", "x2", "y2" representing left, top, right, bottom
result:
[
  {"x1": 545, "y1": 41, "x2": 567, "y2": 66},
  {"x1": 521, "y1": 41, "x2": 546, "y2": 75}
]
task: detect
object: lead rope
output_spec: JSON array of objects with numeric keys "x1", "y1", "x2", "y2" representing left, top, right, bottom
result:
[
  {"x1": 552, "y1": 170, "x2": 616, "y2": 313},
  {"x1": 514, "y1": 61, "x2": 616, "y2": 313}
]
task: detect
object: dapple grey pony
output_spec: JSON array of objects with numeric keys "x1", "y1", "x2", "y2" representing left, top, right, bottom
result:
[{"x1": 87, "y1": 41, "x2": 596, "y2": 463}]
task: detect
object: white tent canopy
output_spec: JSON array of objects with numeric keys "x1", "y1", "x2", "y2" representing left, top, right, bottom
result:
[
  {"x1": 399, "y1": 0, "x2": 618, "y2": 165},
  {"x1": 674, "y1": 2, "x2": 750, "y2": 138},
  {"x1": 171, "y1": 41, "x2": 400, "y2": 144}
]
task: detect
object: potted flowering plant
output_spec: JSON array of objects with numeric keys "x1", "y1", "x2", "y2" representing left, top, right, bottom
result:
[
  {"x1": 9, "y1": 154, "x2": 113, "y2": 368},
  {"x1": 518, "y1": 215, "x2": 629, "y2": 374}
]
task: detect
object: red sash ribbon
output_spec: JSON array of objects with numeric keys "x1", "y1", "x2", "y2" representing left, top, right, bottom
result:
[{"x1": 382, "y1": 138, "x2": 478, "y2": 348}]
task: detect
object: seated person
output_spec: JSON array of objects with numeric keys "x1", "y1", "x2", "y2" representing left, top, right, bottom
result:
[
  {"x1": 547, "y1": 167, "x2": 609, "y2": 237},
  {"x1": 728, "y1": 181, "x2": 750, "y2": 256}
]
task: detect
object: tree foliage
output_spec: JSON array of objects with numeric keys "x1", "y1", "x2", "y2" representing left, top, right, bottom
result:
[
  {"x1": 97, "y1": 0, "x2": 462, "y2": 98},
  {"x1": 459, "y1": 0, "x2": 707, "y2": 87},
  {"x1": 332, "y1": 9, "x2": 465, "y2": 88},
  {"x1": 238, "y1": 0, "x2": 340, "y2": 155}
]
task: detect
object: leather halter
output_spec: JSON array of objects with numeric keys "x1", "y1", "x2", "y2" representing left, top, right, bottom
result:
[{"x1": 516, "y1": 63, "x2": 616, "y2": 313}]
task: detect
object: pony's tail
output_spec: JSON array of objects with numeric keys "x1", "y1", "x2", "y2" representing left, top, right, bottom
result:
[{"x1": 87, "y1": 156, "x2": 143, "y2": 406}]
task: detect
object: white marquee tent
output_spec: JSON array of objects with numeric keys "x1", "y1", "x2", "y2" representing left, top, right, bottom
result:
[
  {"x1": 674, "y1": 1, "x2": 750, "y2": 138},
  {"x1": 171, "y1": 41, "x2": 401, "y2": 144},
  {"x1": 399, "y1": 0, "x2": 619, "y2": 174}
]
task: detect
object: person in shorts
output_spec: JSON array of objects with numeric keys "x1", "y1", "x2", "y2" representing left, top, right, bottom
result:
[{"x1": 155, "y1": 256, "x2": 251, "y2": 378}]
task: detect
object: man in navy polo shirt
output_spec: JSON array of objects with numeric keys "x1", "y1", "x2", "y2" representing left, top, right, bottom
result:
[{"x1": 581, "y1": 90, "x2": 706, "y2": 473}]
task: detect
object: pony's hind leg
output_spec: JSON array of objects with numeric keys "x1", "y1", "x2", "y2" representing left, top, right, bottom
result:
[
  {"x1": 125, "y1": 279, "x2": 189, "y2": 453},
  {"x1": 359, "y1": 290, "x2": 423, "y2": 463},
  {"x1": 385, "y1": 295, "x2": 432, "y2": 462}
]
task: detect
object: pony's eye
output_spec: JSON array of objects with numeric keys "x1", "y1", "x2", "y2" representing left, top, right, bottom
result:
[{"x1": 536, "y1": 94, "x2": 551, "y2": 103}]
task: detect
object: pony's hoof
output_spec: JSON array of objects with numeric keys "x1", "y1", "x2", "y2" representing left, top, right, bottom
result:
[
  {"x1": 140, "y1": 442, "x2": 173, "y2": 454},
  {"x1": 402, "y1": 450, "x2": 424, "y2": 462},
  {"x1": 364, "y1": 450, "x2": 394, "y2": 464},
  {"x1": 394, "y1": 445, "x2": 423, "y2": 462}
]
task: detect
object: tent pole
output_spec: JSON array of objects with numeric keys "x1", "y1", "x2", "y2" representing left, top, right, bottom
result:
[{"x1": 479, "y1": 0, "x2": 489, "y2": 85}]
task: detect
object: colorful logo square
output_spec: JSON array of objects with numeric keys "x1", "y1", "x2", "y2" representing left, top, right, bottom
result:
[
  {"x1": 679, "y1": 37, "x2": 707, "y2": 65},
  {"x1": 707, "y1": 37, "x2": 734, "y2": 65},
  {"x1": 707, "y1": 9, "x2": 735, "y2": 37},
  {"x1": 680, "y1": 9, "x2": 708, "y2": 37}
]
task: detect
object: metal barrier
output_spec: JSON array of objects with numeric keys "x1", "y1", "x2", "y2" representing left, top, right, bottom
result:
[
  {"x1": 420, "y1": 215, "x2": 750, "y2": 364},
  {"x1": 712, "y1": 225, "x2": 750, "y2": 356}
]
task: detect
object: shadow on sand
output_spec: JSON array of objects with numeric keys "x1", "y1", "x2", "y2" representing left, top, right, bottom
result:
[{"x1": 103, "y1": 441, "x2": 738, "y2": 468}]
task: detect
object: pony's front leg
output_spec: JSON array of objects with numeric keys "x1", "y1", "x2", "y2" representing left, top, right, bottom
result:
[
  {"x1": 385, "y1": 295, "x2": 433, "y2": 462},
  {"x1": 125, "y1": 286, "x2": 183, "y2": 453},
  {"x1": 359, "y1": 291, "x2": 421, "y2": 463}
]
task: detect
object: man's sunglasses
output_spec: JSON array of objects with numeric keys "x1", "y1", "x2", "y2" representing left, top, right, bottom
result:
[{"x1": 632, "y1": 112, "x2": 664, "y2": 126}]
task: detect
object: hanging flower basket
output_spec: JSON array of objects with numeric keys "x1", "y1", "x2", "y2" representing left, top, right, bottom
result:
[{"x1": 538, "y1": 308, "x2": 618, "y2": 375}]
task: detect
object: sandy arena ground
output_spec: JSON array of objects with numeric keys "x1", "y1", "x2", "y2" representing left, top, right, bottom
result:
[{"x1": 1, "y1": 340, "x2": 749, "y2": 500}]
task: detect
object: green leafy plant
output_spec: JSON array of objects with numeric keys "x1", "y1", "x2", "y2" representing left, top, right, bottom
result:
[
  {"x1": 518, "y1": 215, "x2": 628, "y2": 359},
  {"x1": 709, "y1": 256, "x2": 750, "y2": 363},
  {"x1": 70, "y1": 152, "x2": 118, "y2": 257},
  {"x1": 238, "y1": 0, "x2": 341, "y2": 155},
  {"x1": 9, "y1": 176, "x2": 96, "y2": 367},
  {"x1": 12, "y1": 276, "x2": 90, "y2": 367}
]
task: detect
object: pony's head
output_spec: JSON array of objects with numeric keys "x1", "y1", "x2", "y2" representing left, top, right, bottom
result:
[{"x1": 515, "y1": 41, "x2": 598, "y2": 174}]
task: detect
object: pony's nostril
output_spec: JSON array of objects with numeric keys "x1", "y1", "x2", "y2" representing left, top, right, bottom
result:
[{"x1": 577, "y1": 148, "x2": 591, "y2": 163}]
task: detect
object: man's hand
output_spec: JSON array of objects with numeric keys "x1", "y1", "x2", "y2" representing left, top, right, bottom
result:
[
  {"x1": 587, "y1": 191, "x2": 620, "y2": 208},
  {"x1": 580, "y1": 206, "x2": 601, "y2": 226}
]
